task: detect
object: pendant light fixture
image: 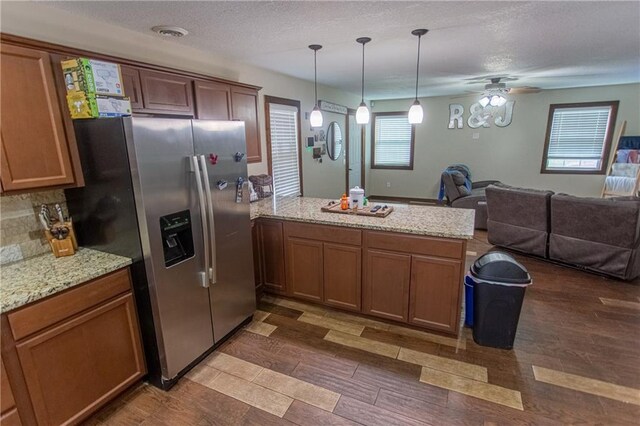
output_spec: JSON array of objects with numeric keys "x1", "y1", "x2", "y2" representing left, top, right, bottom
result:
[
  {"x1": 355, "y1": 37, "x2": 371, "y2": 125},
  {"x1": 309, "y1": 44, "x2": 323, "y2": 128},
  {"x1": 408, "y1": 29, "x2": 429, "y2": 124}
]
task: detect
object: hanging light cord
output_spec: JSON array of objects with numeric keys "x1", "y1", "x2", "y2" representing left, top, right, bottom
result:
[
  {"x1": 414, "y1": 34, "x2": 422, "y2": 101},
  {"x1": 361, "y1": 42, "x2": 365, "y2": 102},
  {"x1": 314, "y1": 49, "x2": 318, "y2": 106}
]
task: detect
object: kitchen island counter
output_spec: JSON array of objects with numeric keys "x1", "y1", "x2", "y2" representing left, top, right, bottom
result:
[
  {"x1": 1, "y1": 248, "x2": 132, "y2": 313},
  {"x1": 250, "y1": 196, "x2": 475, "y2": 240}
]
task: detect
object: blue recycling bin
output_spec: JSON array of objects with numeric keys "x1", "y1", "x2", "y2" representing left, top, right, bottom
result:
[{"x1": 464, "y1": 275, "x2": 474, "y2": 327}]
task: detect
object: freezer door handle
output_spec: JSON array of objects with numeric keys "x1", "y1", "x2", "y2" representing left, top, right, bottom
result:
[
  {"x1": 192, "y1": 155, "x2": 210, "y2": 288},
  {"x1": 199, "y1": 154, "x2": 217, "y2": 285}
]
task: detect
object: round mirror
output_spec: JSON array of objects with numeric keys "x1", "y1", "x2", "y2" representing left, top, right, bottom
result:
[{"x1": 326, "y1": 121, "x2": 343, "y2": 161}]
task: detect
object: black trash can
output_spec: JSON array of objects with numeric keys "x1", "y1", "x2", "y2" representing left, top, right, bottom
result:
[{"x1": 470, "y1": 252, "x2": 532, "y2": 349}]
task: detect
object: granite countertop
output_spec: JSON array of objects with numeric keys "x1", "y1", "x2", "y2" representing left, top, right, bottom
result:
[
  {"x1": 0, "y1": 248, "x2": 132, "y2": 314},
  {"x1": 250, "y1": 196, "x2": 475, "y2": 240}
]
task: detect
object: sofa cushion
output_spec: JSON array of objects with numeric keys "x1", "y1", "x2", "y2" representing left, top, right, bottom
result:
[
  {"x1": 550, "y1": 194, "x2": 640, "y2": 249},
  {"x1": 486, "y1": 183, "x2": 553, "y2": 231}
]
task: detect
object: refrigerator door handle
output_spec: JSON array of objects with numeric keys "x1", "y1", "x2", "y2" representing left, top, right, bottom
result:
[
  {"x1": 192, "y1": 155, "x2": 210, "y2": 288},
  {"x1": 199, "y1": 154, "x2": 217, "y2": 285}
]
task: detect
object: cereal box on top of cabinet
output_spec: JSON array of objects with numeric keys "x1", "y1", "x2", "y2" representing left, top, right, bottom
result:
[{"x1": 61, "y1": 58, "x2": 125, "y2": 97}]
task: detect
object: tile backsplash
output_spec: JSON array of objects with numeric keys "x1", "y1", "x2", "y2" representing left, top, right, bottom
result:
[{"x1": 0, "y1": 189, "x2": 68, "y2": 265}]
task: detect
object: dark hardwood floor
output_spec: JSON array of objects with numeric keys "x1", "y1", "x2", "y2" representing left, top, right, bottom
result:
[{"x1": 86, "y1": 231, "x2": 640, "y2": 425}]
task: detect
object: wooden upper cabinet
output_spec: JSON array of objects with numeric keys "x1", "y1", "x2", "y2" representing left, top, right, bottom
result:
[
  {"x1": 138, "y1": 69, "x2": 194, "y2": 115},
  {"x1": 195, "y1": 80, "x2": 231, "y2": 120},
  {"x1": 120, "y1": 65, "x2": 144, "y2": 109},
  {"x1": 409, "y1": 256, "x2": 462, "y2": 333},
  {"x1": 230, "y1": 86, "x2": 261, "y2": 163},
  {"x1": 0, "y1": 44, "x2": 76, "y2": 191}
]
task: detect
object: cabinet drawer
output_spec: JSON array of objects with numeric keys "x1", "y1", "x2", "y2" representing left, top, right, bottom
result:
[
  {"x1": 365, "y1": 231, "x2": 463, "y2": 259},
  {"x1": 8, "y1": 268, "x2": 131, "y2": 341},
  {"x1": 284, "y1": 221, "x2": 361, "y2": 246}
]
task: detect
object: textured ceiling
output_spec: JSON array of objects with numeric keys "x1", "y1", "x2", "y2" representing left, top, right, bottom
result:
[{"x1": 46, "y1": 0, "x2": 640, "y2": 99}]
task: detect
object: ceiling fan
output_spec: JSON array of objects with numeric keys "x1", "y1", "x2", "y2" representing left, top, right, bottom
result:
[{"x1": 451, "y1": 77, "x2": 542, "y2": 101}]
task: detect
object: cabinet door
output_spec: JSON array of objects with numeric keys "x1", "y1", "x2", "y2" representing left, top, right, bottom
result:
[
  {"x1": 363, "y1": 250, "x2": 411, "y2": 322},
  {"x1": 287, "y1": 237, "x2": 323, "y2": 302},
  {"x1": 324, "y1": 243, "x2": 361, "y2": 312},
  {"x1": 120, "y1": 65, "x2": 144, "y2": 109},
  {"x1": 0, "y1": 361, "x2": 19, "y2": 423},
  {"x1": 259, "y1": 220, "x2": 287, "y2": 294},
  {"x1": 230, "y1": 87, "x2": 261, "y2": 163},
  {"x1": 0, "y1": 44, "x2": 75, "y2": 191},
  {"x1": 409, "y1": 255, "x2": 462, "y2": 333},
  {"x1": 195, "y1": 80, "x2": 231, "y2": 120},
  {"x1": 16, "y1": 293, "x2": 145, "y2": 426},
  {"x1": 252, "y1": 221, "x2": 262, "y2": 293},
  {"x1": 139, "y1": 69, "x2": 194, "y2": 114}
]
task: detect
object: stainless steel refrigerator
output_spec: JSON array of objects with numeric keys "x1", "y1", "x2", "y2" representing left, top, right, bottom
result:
[{"x1": 65, "y1": 117, "x2": 256, "y2": 389}]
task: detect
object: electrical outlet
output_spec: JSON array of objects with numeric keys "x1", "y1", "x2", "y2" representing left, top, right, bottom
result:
[{"x1": 386, "y1": 182, "x2": 391, "y2": 188}]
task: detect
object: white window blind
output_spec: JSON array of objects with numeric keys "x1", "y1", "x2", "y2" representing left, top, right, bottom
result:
[
  {"x1": 373, "y1": 115, "x2": 413, "y2": 168},
  {"x1": 545, "y1": 105, "x2": 613, "y2": 171},
  {"x1": 269, "y1": 103, "x2": 300, "y2": 196}
]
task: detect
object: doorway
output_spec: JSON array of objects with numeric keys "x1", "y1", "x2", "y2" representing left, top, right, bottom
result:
[{"x1": 345, "y1": 110, "x2": 365, "y2": 193}]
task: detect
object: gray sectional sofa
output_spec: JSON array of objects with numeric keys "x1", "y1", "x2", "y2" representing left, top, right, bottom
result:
[{"x1": 486, "y1": 183, "x2": 640, "y2": 281}]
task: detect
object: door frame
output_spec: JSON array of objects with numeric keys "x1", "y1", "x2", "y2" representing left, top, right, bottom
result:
[
  {"x1": 345, "y1": 108, "x2": 366, "y2": 193},
  {"x1": 264, "y1": 96, "x2": 304, "y2": 196}
]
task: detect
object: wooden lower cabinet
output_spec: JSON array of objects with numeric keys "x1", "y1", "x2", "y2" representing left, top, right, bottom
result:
[
  {"x1": 324, "y1": 243, "x2": 361, "y2": 312},
  {"x1": 259, "y1": 220, "x2": 287, "y2": 294},
  {"x1": 287, "y1": 237, "x2": 323, "y2": 302},
  {"x1": 257, "y1": 220, "x2": 465, "y2": 336},
  {"x1": 16, "y1": 293, "x2": 145, "y2": 425},
  {"x1": 409, "y1": 255, "x2": 462, "y2": 333},
  {"x1": 363, "y1": 250, "x2": 411, "y2": 322},
  {"x1": 1, "y1": 358, "x2": 21, "y2": 425}
]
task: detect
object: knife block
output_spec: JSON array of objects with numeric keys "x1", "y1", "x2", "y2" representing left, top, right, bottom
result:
[{"x1": 45, "y1": 219, "x2": 78, "y2": 258}]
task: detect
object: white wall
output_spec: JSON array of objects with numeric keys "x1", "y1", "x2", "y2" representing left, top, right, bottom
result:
[
  {"x1": 0, "y1": 2, "x2": 361, "y2": 199},
  {"x1": 369, "y1": 84, "x2": 640, "y2": 199}
]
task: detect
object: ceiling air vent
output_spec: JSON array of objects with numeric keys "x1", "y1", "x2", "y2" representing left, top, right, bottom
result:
[{"x1": 151, "y1": 26, "x2": 189, "y2": 37}]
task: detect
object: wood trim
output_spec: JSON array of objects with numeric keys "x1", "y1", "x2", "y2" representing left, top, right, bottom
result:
[
  {"x1": 344, "y1": 108, "x2": 367, "y2": 193},
  {"x1": 264, "y1": 96, "x2": 303, "y2": 196},
  {"x1": 540, "y1": 100, "x2": 619, "y2": 175},
  {"x1": 370, "y1": 111, "x2": 415, "y2": 171},
  {"x1": 0, "y1": 33, "x2": 261, "y2": 91}
]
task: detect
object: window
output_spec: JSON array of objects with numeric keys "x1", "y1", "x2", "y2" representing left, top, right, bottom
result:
[
  {"x1": 266, "y1": 97, "x2": 302, "y2": 196},
  {"x1": 541, "y1": 101, "x2": 619, "y2": 174},
  {"x1": 371, "y1": 112, "x2": 415, "y2": 170}
]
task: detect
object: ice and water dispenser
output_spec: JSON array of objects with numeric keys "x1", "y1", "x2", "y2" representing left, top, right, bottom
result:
[{"x1": 160, "y1": 210, "x2": 195, "y2": 267}]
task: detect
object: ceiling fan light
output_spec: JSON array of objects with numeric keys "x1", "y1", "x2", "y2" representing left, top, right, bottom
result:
[
  {"x1": 310, "y1": 105, "x2": 323, "y2": 127},
  {"x1": 496, "y1": 96, "x2": 507, "y2": 106},
  {"x1": 479, "y1": 96, "x2": 490, "y2": 107},
  {"x1": 408, "y1": 100, "x2": 424, "y2": 124},
  {"x1": 489, "y1": 95, "x2": 502, "y2": 107},
  {"x1": 356, "y1": 101, "x2": 370, "y2": 124}
]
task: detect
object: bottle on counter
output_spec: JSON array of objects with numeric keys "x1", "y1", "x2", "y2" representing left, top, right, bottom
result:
[{"x1": 340, "y1": 193, "x2": 349, "y2": 210}]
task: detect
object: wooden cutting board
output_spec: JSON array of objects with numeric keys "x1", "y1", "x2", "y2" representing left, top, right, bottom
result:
[{"x1": 321, "y1": 202, "x2": 393, "y2": 217}]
